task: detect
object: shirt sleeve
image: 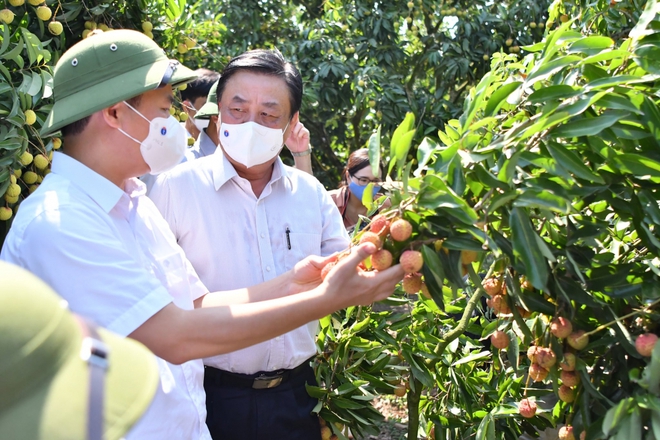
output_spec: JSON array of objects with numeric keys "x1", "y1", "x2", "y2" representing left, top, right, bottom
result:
[
  {"x1": 9, "y1": 203, "x2": 172, "y2": 337},
  {"x1": 318, "y1": 183, "x2": 351, "y2": 256}
]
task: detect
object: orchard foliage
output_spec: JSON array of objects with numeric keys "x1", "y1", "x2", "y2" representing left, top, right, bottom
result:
[
  {"x1": 178, "y1": 0, "x2": 552, "y2": 186},
  {"x1": 313, "y1": 0, "x2": 660, "y2": 439}
]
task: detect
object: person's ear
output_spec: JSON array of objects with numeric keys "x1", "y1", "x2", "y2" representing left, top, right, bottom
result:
[{"x1": 101, "y1": 102, "x2": 127, "y2": 129}]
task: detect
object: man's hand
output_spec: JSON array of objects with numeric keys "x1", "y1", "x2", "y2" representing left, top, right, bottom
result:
[
  {"x1": 284, "y1": 121, "x2": 310, "y2": 154},
  {"x1": 288, "y1": 252, "x2": 341, "y2": 296},
  {"x1": 323, "y1": 243, "x2": 405, "y2": 307}
]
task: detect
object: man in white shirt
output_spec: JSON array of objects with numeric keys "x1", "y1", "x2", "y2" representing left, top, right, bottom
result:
[
  {"x1": 149, "y1": 49, "x2": 346, "y2": 440},
  {"x1": 1, "y1": 30, "x2": 404, "y2": 440},
  {"x1": 188, "y1": 78, "x2": 314, "y2": 176}
]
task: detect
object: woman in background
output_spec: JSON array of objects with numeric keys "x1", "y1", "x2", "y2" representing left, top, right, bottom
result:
[{"x1": 329, "y1": 148, "x2": 390, "y2": 232}]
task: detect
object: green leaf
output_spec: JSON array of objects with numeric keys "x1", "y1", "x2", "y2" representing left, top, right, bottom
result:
[
  {"x1": 553, "y1": 110, "x2": 628, "y2": 138},
  {"x1": 614, "y1": 154, "x2": 660, "y2": 177},
  {"x1": 568, "y1": 36, "x2": 615, "y2": 55},
  {"x1": 1, "y1": 36, "x2": 24, "y2": 62},
  {"x1": 414, "y1": 137, "x2": 436, "y2": 177},
  {"x1": 510, "y1": 208, "x2": 549, "y2": 291},
  {"x1": 421, "y1": 245, "x2": 446, "y2": 310},
  {"x1": 390, "y1": 112, "x2": 415, "y2": 156},
  {"x1": 464, "y1": 72, "x2": 494, "y2": 128},
  {"x1": 452, "y1": 350, "x2": 491, "y2": 366},
  {"x1": 484, "y1": 81, "x2": 522, "y2": 116},
  {"x1": 513, "y1": 189, "x2": 574, "y2": 214},
  {"x1": 366, "y1": 126, "x2": 381, "y2": 178},
  {"x1": 476, "y1": 413, "x2": 495, "y2": 440},
  {"x1": 361, "y1": 182, "x2": 374, "y2": 211},
  {"x1": 546, "y1": 142, "x2": 605, "y2": 183},
  {"x1": 525, "y1": 55, "x2": 583, "y2": 87},
  {"x1": 418, "y1": 175, "x2": 478, "y2": 224},
  {"x1": 527, "y1": 85, "x2": 583, "y2": 104}
]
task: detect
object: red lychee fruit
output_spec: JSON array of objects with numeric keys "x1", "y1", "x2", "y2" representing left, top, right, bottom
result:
[
  {"x1": 390, "y1": 219, "x2": 413, "y2": 241},
  {"x1": 567, "y1": 331, "x2": 589, "y2": 350},
  {"x1": 369, "y1": 214, "x2": 390, "y2": 236},
  {"x1": 482, "y1": 277, "x2": 502, "y2": 296},
  {"x1": 400, "y1": 250, "x2": 424, "y2": 273},
  {"x1": 527, "y1": 345, "x2": 539, "y2": 363},
  {"x1": 558, "y1": 385, "x2": 575, "y2": 403},
  {"x1": 359, "y1": 231, "x2": 383, "y2": 249},
  {"x1": 559, "y1": 352, "x2": 577, "y2": 371},
  {"x1": 536, "y1": 347, "x2": 557, "y2": 369},
  {"x1": 402, "y1": 273, "x2": 423, "y2": 294},
  {"x1": 491, "y1": 330, "x2": 510, "y2": 350},
  {"x1": 518, "y1": 398, "x2": 537, "y2": 418},
  {"x1": 529, "y1": 363, "x2": 549, "y2": 382},
  {"x1": 559, "y1": 426, "x2": 576, "y2": 440},
  {"x1": 635, "y1": 333, "x2": 658, "y2": 357},
  {"x1": 560, "y1": 370, "x2": 580, "y2": 387},
  {"x1": 371, "y1": 249, "x2": 393, "y2": 271},
  {"x1": 551, "y1": 317, "x2": 573, "y2": 339},
  {"x1": 491, "y1": 295, "x2": 511, "y2": 315}
]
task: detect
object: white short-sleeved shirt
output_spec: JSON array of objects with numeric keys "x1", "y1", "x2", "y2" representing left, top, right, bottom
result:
[
  {"x1": 183, "y1": 128, "x2": 216, "y2": 162},
  {"x1": 1, "y1": 152, "x2": 211, "y2": 440},
  {"x1": 150, "y1": 150, "x2": 350, "y2": 374}
]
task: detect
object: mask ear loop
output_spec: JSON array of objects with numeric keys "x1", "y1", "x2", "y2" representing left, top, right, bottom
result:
[{"x1": 117, "y1": 101, "x2": 151, "y2": 144}]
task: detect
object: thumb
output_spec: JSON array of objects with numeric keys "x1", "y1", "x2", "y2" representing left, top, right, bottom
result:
[{"x1": 336, "y1": 243, "x2": 377, "y2": 269}]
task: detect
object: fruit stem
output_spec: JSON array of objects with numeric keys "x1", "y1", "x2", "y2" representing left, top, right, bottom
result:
[
  {"x1": 430, "y1": 263, "x2": 495, "y2": 358},
  {"x1": 581, "y1": 297, "x2": 660, "y2": 338}
]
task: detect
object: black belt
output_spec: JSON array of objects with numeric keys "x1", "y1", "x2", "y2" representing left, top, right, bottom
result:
[{"x1": 205, "y1": 358, "x2": 313, "y2": 390}]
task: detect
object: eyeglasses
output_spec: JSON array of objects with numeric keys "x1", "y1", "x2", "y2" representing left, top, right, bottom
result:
[
  {"x1": 158, "y1": 60, "x2": 180, "y2": 88},
  {"x1": 350, "y1": 174, "x2": 382, "y2": 186}
]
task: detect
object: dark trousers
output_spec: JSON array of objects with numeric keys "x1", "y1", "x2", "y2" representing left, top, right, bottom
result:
[{"x1": 204, "y1": 363, "x2": 322, "y2": 440}]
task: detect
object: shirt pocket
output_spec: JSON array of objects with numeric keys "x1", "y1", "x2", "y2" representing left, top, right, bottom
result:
[{"x1": 284, "y1": 232, "x2": 322, "y2": 271}]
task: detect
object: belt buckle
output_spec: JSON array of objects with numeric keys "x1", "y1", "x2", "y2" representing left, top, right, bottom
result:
[{"x1": 252, "y1": 374, "x2": 283, "y2": 389}]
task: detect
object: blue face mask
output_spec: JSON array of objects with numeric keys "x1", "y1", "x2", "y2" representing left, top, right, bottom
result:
[{"x1": 348, "y1": 181, "x2": 381, "y2": 202}]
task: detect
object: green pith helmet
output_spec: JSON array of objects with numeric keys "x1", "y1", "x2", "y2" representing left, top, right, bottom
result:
[
  {"x1": 42, "y1": 29, "x2": 198, "y2": 136},
  {"x1": 0, "y1": 261, "x2": 159, "y2": 440},
  {"x1": 194, "y1": 79, "x2": 219, "y2": 120}
]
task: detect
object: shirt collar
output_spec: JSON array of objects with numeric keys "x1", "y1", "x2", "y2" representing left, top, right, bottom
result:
[
  {"x1": 51, "y1": 152, "x2": 124, "y2": 213},
  {"x1": 211, "y1": 149, "x2": 292, "y2": 191}
]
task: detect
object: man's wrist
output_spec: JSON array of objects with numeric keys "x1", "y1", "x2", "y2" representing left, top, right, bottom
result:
[{"x1": 291, "y1": 149, "x2": 311, "y2": 157}]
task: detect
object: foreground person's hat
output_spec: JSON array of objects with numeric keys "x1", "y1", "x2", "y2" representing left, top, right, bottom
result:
[
  {"x1": 194, "y1": 79, "x2": 219, "y2": 119},
  {"x1": 0, "y1": 262, "x2": 159, "y2": 440},
  {"x1": 42, "y1": 29, "x2": 198, "y2": 136}
]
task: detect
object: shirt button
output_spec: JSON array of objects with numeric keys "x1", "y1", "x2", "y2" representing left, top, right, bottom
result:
[
  {"x1": 260, "y1": 233, "x2": 265, "y2": 238},
  {"x1": 266, "y1": 266, "x2": 271, "y2": 272}
]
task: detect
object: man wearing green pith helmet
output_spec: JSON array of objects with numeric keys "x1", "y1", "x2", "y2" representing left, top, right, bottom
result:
[{"x1": 0, "y1": 29, "x2": 405, "y2": 439}]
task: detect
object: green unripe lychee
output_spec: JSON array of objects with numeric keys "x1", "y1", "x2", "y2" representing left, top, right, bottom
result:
[
  {"x1": 48, "y1": 21, "x2": 63, "y2": 36},
  {"x1": 36, "y1": 5, "x2": 52, "y2": 21},
  {"x1": 33, "y1": 154, "x2": 49, "y2": 170},
  {"x1": 24, "y1": 109, "x2": 37, "y2": 125},
  {"x1": 0, "y1": 207, "x2": 13, "y2": 221},
  {"x1": 22, "y1": 171, "x2": 38, "y2": 184},
  {"x1": 0, "y1": 9, "x2": 15, "y2": 24},
  {"x1": 6, "y1": 183, "x2": 21, "y2": 198},
  {"x1": 19, "y1": 151, "x2": 33, "y2": 166}
]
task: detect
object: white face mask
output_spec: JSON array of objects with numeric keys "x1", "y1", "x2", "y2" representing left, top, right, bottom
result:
[
  {"x1": 194, "y1": 118, "x2": 209, "y2": 131},
  {"x1": 219, "y1": 121, "x2": 289, "y2": 168},
  {"x1": 118, "y1": 101, "x2": 187, "y2": 175}
]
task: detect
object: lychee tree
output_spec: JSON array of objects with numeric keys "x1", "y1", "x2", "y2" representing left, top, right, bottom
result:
[{"x1": 313, "y1": 0, "x2": 660, "y2": 439}]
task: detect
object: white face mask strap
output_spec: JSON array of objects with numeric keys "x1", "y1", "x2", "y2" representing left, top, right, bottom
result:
[
  {"x1": 122, "y1": 101, "x2": 151, "y2": 124},
  {"x1": 117, "y1": 127, "x2": 143, "y2": 145}
]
